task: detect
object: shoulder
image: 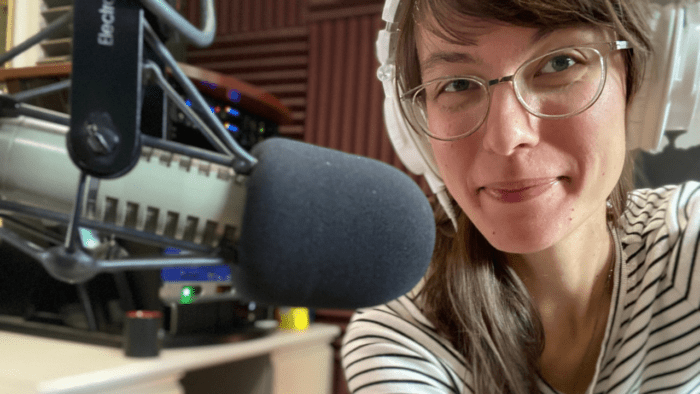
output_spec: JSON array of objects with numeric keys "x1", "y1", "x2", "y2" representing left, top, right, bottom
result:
[
  {"x1": 601, "y1": 183, "x2": 700, "y2": 391},
  {"x1": 621, "y1": 181, "x2": 700, "y2": 251},
  {"x1": 341, "y1": 294, "x2": 470, "y2": 393},
  {"x1": 625, "y1": 181, "x2": 700, "y2": 227},
  {"x1": 620, "y1": 181, "x2": 700, "y2": 301}
]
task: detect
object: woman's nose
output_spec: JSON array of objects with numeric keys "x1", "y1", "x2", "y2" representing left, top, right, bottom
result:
[{"x1": 479, "y1": 82, "x2": 539, "y2": 156}]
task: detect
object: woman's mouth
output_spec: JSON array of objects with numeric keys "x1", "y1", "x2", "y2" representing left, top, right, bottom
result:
[{"x1": 478, "y1": 177, "x2": 568, "y2": 203}]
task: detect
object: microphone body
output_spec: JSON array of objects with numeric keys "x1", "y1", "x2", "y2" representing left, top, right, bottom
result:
[
  {"x1": 0, "y1": 116, "x2": 435, "y2": 309},
  {"x1": 0, "y1": 116, "x2": 245, "y2": 248}
]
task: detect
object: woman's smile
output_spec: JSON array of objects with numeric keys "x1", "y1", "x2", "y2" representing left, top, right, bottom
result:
[{"x1": 479, "y1": 176, "x2": 566, "y2": 203}]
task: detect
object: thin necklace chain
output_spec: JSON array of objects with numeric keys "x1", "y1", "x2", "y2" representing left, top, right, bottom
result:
[{"x1": 571, "y1": 226, "x2": 616, "y2": 394}]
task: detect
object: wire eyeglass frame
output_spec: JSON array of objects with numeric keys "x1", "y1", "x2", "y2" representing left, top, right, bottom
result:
[{"x1": 401, "y1": 40, "x2": 632, "y2": 141}]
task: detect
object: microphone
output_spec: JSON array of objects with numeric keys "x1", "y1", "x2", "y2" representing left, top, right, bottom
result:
[
  {"x1": 0, "y1": 116, "x2": 246, "y2": 251},
  {"x1": 0, "y1": 116, "x2": 435, "y2": 309},
  {"x1": 238, "y1": 138, "x2": 435, "y2": 309}
]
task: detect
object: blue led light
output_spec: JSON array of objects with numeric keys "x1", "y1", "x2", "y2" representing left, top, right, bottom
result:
[
  {"x1": 161, "y1": 265, "x2": 232, "y2": 282},
  {"x1": 228, "y1": 89, "x2": 242, "y2": 103},
  {"x1": 227, "y1": 124, "x2": 239, "y2": 132},
  {"x1": 227, "y1": 108, "x2": 240, "y2": 117},
  {"x1": 185, "y1": 99, "x2": 192, "y2": 107},
  {"x1": 164, "y1": 247, "x2": 181, "y2": 255}
]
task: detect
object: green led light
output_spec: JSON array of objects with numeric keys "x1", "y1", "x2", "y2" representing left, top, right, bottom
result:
[
  {"x1": 180, "y1": 286, "x2": 195, "y2": 304},
  {"x1": 79, "y1": 228, "x2": 99, "y2": 248}
]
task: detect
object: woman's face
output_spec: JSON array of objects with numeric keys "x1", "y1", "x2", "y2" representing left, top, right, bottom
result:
[{"x1": 416, "y1": 23, "x2": 627, "y2": 254}]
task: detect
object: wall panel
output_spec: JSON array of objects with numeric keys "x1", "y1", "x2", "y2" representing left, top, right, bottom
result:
[
  {"x1": 186, "y1": 0, "x2": 427, "y2": 190},
  {"x1": 304, "y1": 8, "x2": 428, "y2": 190},
  {"x1": 187, "y1": 1, "x2": 309, "y2": 137},
  {"x1": 188, "y1": 0, "x2": 307, "y2": 35}
]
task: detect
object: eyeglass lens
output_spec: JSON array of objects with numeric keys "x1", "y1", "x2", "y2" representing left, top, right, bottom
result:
[{"x1": 409, "y1": 47, "x2": 605, "y2": 140}]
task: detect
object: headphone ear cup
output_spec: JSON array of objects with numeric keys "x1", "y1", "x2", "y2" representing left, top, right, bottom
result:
[
  {"x1": 663, "y1": 1, "x2": 700, "y2": 150},
  {"x1": 626, "y1": 2, "x2": 675, "y2": 152},
  {"x1": 376, "y1": 0, "x2": 446, "y2": 195},
  {"x1": 627, "y1": 1, "x2": 700, "y2": 152},
  {"x1": 377, "y1": 0, "x2": 459, "y2": 226},
  {"x1": 381, "y1": 80, "x2": 445, "y2": 193}
]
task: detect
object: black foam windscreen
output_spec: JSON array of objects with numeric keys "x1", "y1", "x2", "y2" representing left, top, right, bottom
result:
[{"x1": 236, "y1": 138, "x2": 435, "y2": 309}]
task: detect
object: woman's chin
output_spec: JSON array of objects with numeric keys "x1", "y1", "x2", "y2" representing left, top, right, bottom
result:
[
  {"x1": 476, "y1": 220, "x2": 566, "y2": 255},
  {"x1": 487, "y1": 234, "x2": 556, "y2": 255}
]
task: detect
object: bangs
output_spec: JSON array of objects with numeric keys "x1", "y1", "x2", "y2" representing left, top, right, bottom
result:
[
  {"x1": 413, "y1": 0, "x2": 612, "y2": 45},
  {"x1": 399, "y1": 0, "x2": 652, "y2": 106}
]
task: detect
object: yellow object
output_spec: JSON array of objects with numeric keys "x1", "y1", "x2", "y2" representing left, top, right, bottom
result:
[{"x1": 279, "y1": 307, "x2": 309, "y2": 331}]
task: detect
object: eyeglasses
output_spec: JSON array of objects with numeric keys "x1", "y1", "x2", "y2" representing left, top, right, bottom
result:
[{"x1": 401, "y1": 41, "x2": 631, "y2": 141}]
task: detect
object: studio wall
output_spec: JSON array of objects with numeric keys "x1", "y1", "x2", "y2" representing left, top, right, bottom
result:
[{"x1": 185, "y1": 0, "x2": 429, "y2": 192}]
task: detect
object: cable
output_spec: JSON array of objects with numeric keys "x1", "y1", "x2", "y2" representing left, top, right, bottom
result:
[
  {"x1": 139, "y1": 0, "x2": 216, "y2": 48},
  {"x1": 0, "y1": 11, "x2": 72, "y2": 66}
]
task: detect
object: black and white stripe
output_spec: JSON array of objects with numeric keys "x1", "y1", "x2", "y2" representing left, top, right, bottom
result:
[{"x1": 341, "y1": 181, "x2": 700, "y2": 393}]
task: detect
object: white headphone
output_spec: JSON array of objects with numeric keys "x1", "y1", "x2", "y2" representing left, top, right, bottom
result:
[{"x1": 376, "y1": 0, "x2": 700, "y2": 224}]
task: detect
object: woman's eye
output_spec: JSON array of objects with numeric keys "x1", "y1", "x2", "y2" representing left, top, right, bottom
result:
[
  {"x1": 540, "y1": 55, "x2": 577, "y2": 74},
  {"x1": 443, "y1": 79, "x2": 475, "y2": 92},
  {"x1": 424, "y1": 78, "x2": 483, "y2": 104}
]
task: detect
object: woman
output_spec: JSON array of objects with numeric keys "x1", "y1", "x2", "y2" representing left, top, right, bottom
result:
[{"x1": 341, "y1": 0, "x2": 700, "y2": 393}]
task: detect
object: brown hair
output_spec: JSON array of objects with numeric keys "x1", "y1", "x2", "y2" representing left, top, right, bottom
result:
[{"x1": 393, "y1": 0, "x2": 652, "y2": 393}]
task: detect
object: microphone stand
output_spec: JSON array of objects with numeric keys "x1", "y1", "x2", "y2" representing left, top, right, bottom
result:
[{"x1": 0, "y1": 0, "x2": 250, "y2": 286}]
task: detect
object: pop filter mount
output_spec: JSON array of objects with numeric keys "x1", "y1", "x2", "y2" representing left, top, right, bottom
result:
[{"x1": 0, "y1": 0, "x2": 251, "y2": 286}]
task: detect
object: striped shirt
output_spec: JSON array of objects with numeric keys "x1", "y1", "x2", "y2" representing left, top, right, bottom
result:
[{"x1": 341, "y1": 181, "x2": 700, "y2": 393}]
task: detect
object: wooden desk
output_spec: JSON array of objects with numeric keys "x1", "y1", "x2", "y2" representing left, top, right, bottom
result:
[{"x1": 0, "y1": 324, "x2": 340, "y2": 394}]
